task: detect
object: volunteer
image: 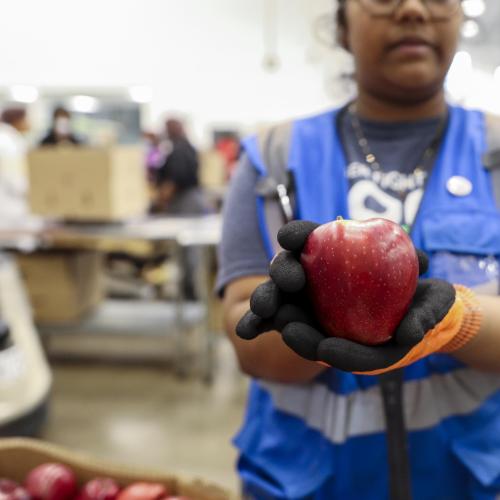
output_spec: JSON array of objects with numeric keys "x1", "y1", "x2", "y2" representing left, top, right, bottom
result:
[
  {"x1": 39, "y1": 106, "x2": 81, "y2": 146},
  {"x1": 217, "y1": 0, "x2": 500, "y2": 498},
  {"x1": 0, "y1": 107, "x2": 30, "y2": 220}
]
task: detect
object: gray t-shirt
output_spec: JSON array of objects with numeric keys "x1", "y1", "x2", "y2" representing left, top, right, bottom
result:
[{"x1": 216, "y1": 109, "x2": 442, "y2": 295}]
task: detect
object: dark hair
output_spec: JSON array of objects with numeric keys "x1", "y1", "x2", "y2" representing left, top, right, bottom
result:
[
  {"x1": 336, "y1": 0, "x2": 347, "y2": 30},
  {"x1": 336, "y1": 0, "x2": 348, "y2": 48},
  {"x1": 165, "y1": 119, "x2": 186, "y2": 141},
  {"x1": 53, "y1": 106, "x2": 71, "y2": 120},
  {"x1": 1, "y1": 107, "x2": 26, "y2": 126}
]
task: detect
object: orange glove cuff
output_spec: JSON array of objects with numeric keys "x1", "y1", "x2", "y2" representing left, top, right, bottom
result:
[
  {"x1": 439, "y1": 285, "x2": 483, "y2": 353},
  {"x1": 357, "y1": 297, "x2": 465, "y2": 376},
  {"x1": 354, "y1": 286, "x2": 482, "y2": 376}
]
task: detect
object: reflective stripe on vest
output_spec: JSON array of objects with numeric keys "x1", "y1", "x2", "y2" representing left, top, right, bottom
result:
[{"x1": 260, "y1": 368, "x2": 500, "y2": 445}]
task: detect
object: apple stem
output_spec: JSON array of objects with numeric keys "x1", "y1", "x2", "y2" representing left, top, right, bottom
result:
[{"x1": 336, "y1": 216, "x2": 344, "y2": 221}]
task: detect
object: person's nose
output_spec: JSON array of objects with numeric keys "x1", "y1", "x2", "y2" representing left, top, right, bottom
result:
[{"x1": 393, "y1": 0, "x2": 431, "y2": 23}]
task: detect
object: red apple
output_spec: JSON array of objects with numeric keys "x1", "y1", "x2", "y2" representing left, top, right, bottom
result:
[
  {"x1": 116, "y1": 482, "x2": 169, "y2": 500},
  {"x1": 25, "y1": 463, "x2": 77, "y2": 500},
  {"x1": 0, "y1": 479, "x2": 31, "y2": 500},
  {"x1": 301, "y1": 217, "x2": 418, "y2": 345},
  {"x1": 78, "y1": 478, "x2": 120, "y2": 500}
]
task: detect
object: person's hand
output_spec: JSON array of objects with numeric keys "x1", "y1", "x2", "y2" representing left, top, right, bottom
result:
[{"x1": 236, "y1": 220, "x2": 479, "y2": 375}]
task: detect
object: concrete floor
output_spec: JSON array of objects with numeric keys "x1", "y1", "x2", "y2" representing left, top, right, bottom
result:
[{"x1": 39, "y1": 338, "x2": 248, "y2": 495}]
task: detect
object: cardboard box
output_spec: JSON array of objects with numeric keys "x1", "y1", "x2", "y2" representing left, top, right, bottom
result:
[
  {"x1": 200, "y1": 150, "x2": 226, "y2": 188},
  {"x1": 16, "y1": 251, "x2": 104, "y2": 325},
  {"x1": 28, "y1": 146, "x2": 148, "y2": 221},
  {"x1": 0, "y1": 438, "x2": 234, "y2": 500}
]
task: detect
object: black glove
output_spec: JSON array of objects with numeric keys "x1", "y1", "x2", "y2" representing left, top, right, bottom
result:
[{"x1": 236, "y1": 220, "x2": 458, "y2": 373}]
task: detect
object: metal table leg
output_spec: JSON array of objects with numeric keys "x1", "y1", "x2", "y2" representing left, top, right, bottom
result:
[
  {"x1": 172, "y1": 243, "x2": 188, "y2": 378},
  {"x1": 196, "y1": 245, "x2": 216, "y2": 384}
]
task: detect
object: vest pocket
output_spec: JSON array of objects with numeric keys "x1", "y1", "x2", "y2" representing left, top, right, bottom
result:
[
  {"x1": 420, "y1": 210, "x2": 500, "y2": 292},
  {"x1": 421, "y1": 210, "x2": 500, "y2": 256}
]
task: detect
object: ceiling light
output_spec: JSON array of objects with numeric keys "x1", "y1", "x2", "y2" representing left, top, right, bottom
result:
[
  {"x1": 461, "y1": 19, "x2": 480, "y2": 39},
  {"x1": 128, "y1": 86, "x2": 152, "y2": 103},
  {"x1": 462, "y1": 0, "x2": 486, "y2": 18},
  {"x1": 10, "y1": 85, "x2": 39, "y2": 103},
  {"x1": 69, "y1": 95, "x2": 99, "y2": 113}
]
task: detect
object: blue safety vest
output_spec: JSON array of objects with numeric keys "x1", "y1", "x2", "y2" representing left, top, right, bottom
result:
[{"x1": 238, "y1": 105, "x2": 500, "y2": 500}]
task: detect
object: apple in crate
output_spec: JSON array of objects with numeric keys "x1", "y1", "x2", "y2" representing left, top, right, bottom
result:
[
  {"x1": 25, "y1": 463, "x2": 77, "y2": 500},
  {"x1": 0, "y1": 479, "x2": 31, "y2": 500},
  {"x1": 77, "y1": 478, "x2": 121, "y2": 500},
  {"x1": 301, "y1": 217, "x2": 419, "y2": 345},
  {"x1": 116, "y1": 482, "x2": 170, "y2": 500}
]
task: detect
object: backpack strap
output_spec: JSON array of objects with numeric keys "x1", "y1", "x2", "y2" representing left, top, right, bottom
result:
[
  {"x1": 254, "y1": 121, "x2": 295, "y2": 255},
  {"x1": 484, "y1": 113, "x2": 500, "y2": 209}
]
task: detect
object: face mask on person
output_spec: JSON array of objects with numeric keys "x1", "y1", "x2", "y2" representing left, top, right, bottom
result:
[{"x1": 54, "y1": 117, "x2": 71, "y2": 136}]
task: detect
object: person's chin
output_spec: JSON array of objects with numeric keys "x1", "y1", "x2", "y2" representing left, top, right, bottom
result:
[{"x1": 384, "y1": 69, "x2": 443, "y2": 101}]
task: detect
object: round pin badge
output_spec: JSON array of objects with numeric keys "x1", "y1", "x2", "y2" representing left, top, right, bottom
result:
[{"x1": 446, "y1": 176, "x2": 473, "y2": 197}]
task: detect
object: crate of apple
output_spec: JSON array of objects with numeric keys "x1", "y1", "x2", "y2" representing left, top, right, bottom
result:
[
  {"x1": 0, "y1": 479, "x2": 31, "y2": 500},
  {"x1": 0, "y1": 463, "x2": 190, "y2": 500}
]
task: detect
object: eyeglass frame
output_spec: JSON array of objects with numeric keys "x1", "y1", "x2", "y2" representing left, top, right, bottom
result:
[{"x1": 349, "y1": 0, "x2": 463, "y2": 20}]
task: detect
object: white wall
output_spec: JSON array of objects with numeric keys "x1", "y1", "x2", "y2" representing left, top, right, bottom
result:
[{"x1": 0, "y1": 0, "x2": 347, "y2": 144}]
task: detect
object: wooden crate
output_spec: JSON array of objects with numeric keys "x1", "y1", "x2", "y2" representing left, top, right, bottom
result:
[{"x1": 0, "y1": 438, "x2": 234, "y2": 500}]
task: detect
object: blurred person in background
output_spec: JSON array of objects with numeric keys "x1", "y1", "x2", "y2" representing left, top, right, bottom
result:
[
  {"x1": 39, "y1": 106, "x2": 81, "y2": 146},
  {"x1": 151, "y1": 118, "x2": 211, "y2": 215},
  {"x1": 151, "y1": 118, "x2": 213, "y2": 300},
  {"x1": 143, "y1": 131, "x2": 163, "y2": 182},
  {"x1": 215, "y1": 132, "x2": 241, "y2": 180},
  {"x1": 0, "y1": 107, "x2": 30, "y2": 219},
  {"x1": 218, "y1": 0, "x2": 500, "y2": 498}
]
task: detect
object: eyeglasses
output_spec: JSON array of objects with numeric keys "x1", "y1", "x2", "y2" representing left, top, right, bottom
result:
[{"x1": 354, "y1": 0, "x2": 462, "y2": 20}]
